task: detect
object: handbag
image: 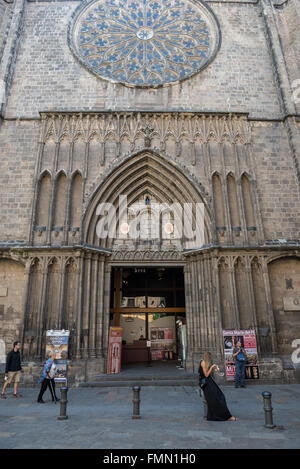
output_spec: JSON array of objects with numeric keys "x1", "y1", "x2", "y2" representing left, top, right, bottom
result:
[
  {"x1": 49, "y1": 363, "x2": 57, "y2": 379},
  {"x1": 199, "y1": 377, "x2": 208, "y2": 389}
]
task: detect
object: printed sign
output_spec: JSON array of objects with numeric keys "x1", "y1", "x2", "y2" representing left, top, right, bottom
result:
[
  {"x1": 46, "y1": 330, "x2": 69, "y2": 359},
  {"x1": 46, "y1": 330, "x2": 70, "y2": 383},
  {"x1": 150, "y1": 327, "x2": 175, "y2": 360},
  {"x1": 107, "y1": 327, "x2": 123, "y2": 374},
  {"x1": 223, "y1": 329, "x2": 259, "y2": 381}
]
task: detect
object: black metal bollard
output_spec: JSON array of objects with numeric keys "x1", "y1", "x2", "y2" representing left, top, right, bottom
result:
[
  {"x1": 147, "y1": 346, "x2": 152, "y2": 367},
  {"x1": 262, "y1": 391, "x2": 275, "y2": 428},
  {"x1": 132, "y1": 385, "x2": 141, "y2": 419},
  {"x1": 57, "y1": 386, "x2": 68, "y2": 420},
  {"x1": 203, "y1": 397, "x2": 208, "y2": 420}
]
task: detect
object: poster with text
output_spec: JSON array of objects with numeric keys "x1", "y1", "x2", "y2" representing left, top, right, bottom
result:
[
  {"x1": 46, "y1": 330, "x2": 70, "y2": 383},
  {"x1": 223, "y1": 329, "x2": 259, "y2": 381},
  {"x1": 150, "y1": 327, "x2": 175, "y2": 360},
  {"x1": 107, "y1": 327, "x2": 123, "y2": 374}
]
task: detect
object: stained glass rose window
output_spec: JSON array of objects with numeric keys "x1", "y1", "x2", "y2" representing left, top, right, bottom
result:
[{"x1": 69, "y1": 0, "x2": 220, "y2": 87}]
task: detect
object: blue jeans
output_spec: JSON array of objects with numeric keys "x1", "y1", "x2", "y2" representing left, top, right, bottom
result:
[{"x1": 235, "y1": 360, "x2": 246, "y2": 387}]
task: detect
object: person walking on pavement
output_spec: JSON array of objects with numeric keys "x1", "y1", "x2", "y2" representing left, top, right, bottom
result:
[
  {"x1": 233, "y1": 340, "x2": 248, "y2": 388},
  {"x1": 1, "y1": 341, "x2": 24, "y2": 399},
  {"x1": 37, "y1": 352, "x2": 60, "y2": 403}
]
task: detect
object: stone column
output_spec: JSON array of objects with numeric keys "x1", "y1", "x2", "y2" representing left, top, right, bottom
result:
[
  {"x1": 46, "y1": 148, "x2": 59, "y2": 245},
  {"x1": 261, "y1": 257, "x2": 278, "y2": 356},
  {"x1": 245, "y1": 257, "x2": 258, "y2": 329},
  {"x1": 75, "y1": 254, "x2": 84, "y2": 360},
  {"x1": 191, "y1": 257, "x2": 201, "y2": 352},
  {"x1": 203, "y1": 254, "x2": 216, "y2": 353},
  {"x1": 82, "y1": 253, "x2": 92, "y2": 359},
  {"x1": 218, "y1": 143, "x2": 232, "y2": 245},
  {"x1": 96, "y1": 257, "x2": 105, "y2": 358},
  {"x1": 245, "y1": 142, "x2": 265, "y2": 244},
  {"x1": 203, "y1": 142, "x2": 210, "y2": 178},
  {"x1": 211, "y1": 252, "x2": 224, "y2": 357},
  {"x1": 64, "y1": 174, "x2": 72, "y2": 246},
  {"x1": 184, "y1": 261, "x2": 194, "y2": 368},
  {"x1": 57, "y1": 258, "x2": 66, "y2": 329},
  {"x1": 36, "y1": 259, "x2": 48, "y2": 360},
  {"x1": 20, "y1": 258, "x2": 32, "y2": 358},
  {"x1": 190, "y1": 140, "x2": 196, "y2": 166},
  {"x1": 29, "y1": 138, "x2": 45, "y2": 245},
  {"x1": 89, "y1": 254, "x2": 99, "y2": 358},
  {"x1": 102, "y1": 263, "x2": 112, "y2": 371},
  {"x1": 99, "y1": 140, "x2": 105, "y2": 166},
  {"x1": 233, "y1": 144, "x2": 247, "y2": 245},
  {"x1": 228, "y1": 257, "x2": 240, "y2": 329},
  {"x1": 198, "y1": 255, "x2": 208, "y2": 352}
]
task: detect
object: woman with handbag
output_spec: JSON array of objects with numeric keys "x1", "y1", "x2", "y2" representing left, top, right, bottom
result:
[
  {"x1": 199, "y1": 352, "x2": 237, "y2": 421},
  {"x1": 37, "y1": 352, "x2": 60, "y2": 403}
]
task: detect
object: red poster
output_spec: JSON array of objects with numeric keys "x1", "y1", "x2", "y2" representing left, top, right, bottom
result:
[
  {"x1": 107, "y1": 327, "x2": 123, "y2": 374},
  {"x1": 243, "y1": 333, "x2": 257, "y2": 350},
  {"x1": 225, "y1": 364, "x2": 236, "y2": 380},
  {"x1": 151, "y1": 350, "x2": 165, "y2": 360}
]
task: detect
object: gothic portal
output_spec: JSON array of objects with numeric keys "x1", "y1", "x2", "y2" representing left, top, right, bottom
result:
[{"x1": 0, "y1": 0, "x2": 300, "y2": 383}]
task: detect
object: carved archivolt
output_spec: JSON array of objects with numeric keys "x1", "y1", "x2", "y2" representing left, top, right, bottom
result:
[{"x1": 83, "y1": 150, "x2": 213, "y2": 250}]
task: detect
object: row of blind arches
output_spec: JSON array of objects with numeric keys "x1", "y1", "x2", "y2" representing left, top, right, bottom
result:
[
  {"x1": 212, "y1": 172, "x2": 257, "y2": 236},
  {"x1": 35, "y1": 170, "x2": 257, "y2": 241},
  {"x1": 35, "y1": 171, "x2": 83, "y2": 232}
]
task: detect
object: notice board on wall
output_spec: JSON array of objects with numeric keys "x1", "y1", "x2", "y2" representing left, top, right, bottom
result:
[{"x1": 223, "y1": 329, "x2": 259, "y2": 380}]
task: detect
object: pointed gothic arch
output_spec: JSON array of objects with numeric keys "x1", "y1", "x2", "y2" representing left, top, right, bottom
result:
[
  {"x1": 36, "y1": 170, "x2": 52, "y2": 228},
  {"x1": 83, "y1": 150, "x2": 212, "y2": 250}
]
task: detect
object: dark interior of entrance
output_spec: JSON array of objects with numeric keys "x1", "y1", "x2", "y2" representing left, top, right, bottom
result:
[{"x1": 110, "y1": 267, "x2": 186, "y2": 367}]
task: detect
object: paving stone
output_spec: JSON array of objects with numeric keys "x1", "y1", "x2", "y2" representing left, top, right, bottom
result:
[{"x1": 0, "y1": 384, "x2": 299, "y2": 448}]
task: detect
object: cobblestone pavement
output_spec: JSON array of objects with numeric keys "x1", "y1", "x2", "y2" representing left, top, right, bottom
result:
[{"x1": 0, "y1": 384, "x2": 299, "y2": 449}]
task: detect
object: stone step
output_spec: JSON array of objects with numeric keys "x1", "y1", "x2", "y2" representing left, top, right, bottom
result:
[
  {"x1": 78, "y1": 378, "x2": 198, "y2": 387},
  {"x1": 78, "y1": 377, "x2": 284, "y2": 388},
  {"x1": 88, "y1": 374, "x2": 197, "y2": 382}
]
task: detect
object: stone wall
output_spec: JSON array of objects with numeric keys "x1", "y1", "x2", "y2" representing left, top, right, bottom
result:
[
  {"x1": 275, "y1": 0, "x2": 300, "y2": 115},
  {"x1": 0, "y1": 258, "x2": 25, "y2": 355},
  {"x1": 0, "y1": 120, "x2": 39, "y2": 243},
  {"x1": 4, "y1": 1, "x2": 281, "y2": 119},
  {"x1": 268, "y1": 256, "x2": 300, "y2": 360},
  {"x1": 0, "y1": 0, "x2": 11, "y2": 61},
  {"x1": 251, "y1": 120, "x2": 300, "y2": 240}
]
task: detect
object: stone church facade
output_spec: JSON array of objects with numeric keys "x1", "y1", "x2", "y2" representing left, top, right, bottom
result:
[{"x1": 0, "y1": 0, "x2": 300, "y2": 383}]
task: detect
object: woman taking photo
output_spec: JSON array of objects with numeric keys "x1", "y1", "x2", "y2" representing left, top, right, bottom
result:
[{"x1": 199, "y1": 352, "x2": 237, "y2": 421}]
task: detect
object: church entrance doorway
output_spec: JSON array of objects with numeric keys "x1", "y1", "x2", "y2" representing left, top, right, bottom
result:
[{"x1": 109, "y1": 266, "x2": 186, "y2": 370}]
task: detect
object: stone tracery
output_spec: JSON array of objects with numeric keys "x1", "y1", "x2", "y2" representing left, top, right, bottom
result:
[{"x1": 70, "y1": 0, "x2": 220, "y2": 87}]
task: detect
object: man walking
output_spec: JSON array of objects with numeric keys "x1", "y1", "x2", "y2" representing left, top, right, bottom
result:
[
  {"x1": 1, "y1": 341, "x2": 24, "y2": 398},
  {"x1": 233, "y1": 340, "x2": 247, "y2": 388}
]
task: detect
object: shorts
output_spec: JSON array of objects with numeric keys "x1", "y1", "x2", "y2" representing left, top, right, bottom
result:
[{"x1": 6, "y1": 371, "x2": 21, "y2": 384}]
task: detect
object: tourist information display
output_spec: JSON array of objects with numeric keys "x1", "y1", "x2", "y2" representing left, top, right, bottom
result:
[
  {"x1": 223, "y1": 329, "x2": 259, "y2": 380},
  {"x1": 107, "y1": 327, "x2": 123, "y2": 374},
  {"x1": 45, "y1": 330, "x2": 70, "y2": 383}
]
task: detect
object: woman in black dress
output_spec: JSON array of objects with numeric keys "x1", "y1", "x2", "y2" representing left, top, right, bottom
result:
[{"x1": 199, "y1": 352, "x2": 237, "y2": 421}]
